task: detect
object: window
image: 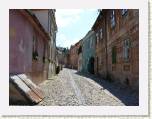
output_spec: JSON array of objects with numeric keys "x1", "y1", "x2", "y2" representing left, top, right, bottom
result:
[
  {"x1": 33, "y1": 36, "x2": 36, "y2": 52},
  {"x1": 100, "y1": 28, "x2": 103, "y2": 39},
  {"x1": 112, "y1": 46, "x2": 116, "y2": 64},
  {"x1": 32, "y1": 36, "x2": 38, "y2": 60},
  {"x1": 110, "y1": 10, "x2": 116, "y2": 28},
  {"x1": 90, "y1": 39, "x2": 92, "y2": 48},
  {"x1": 121, "y1": 9, "x2": 128, "y2": 16},
  {"x1": 96, "y1": 33, "x2": 99, "y2": 44},
  {"x1": 123, "y1": 39, "x2": 130, "y2": 62}
]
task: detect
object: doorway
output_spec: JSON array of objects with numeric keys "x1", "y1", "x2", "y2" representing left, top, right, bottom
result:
[{"x1": 88, "y1": 57, "x2": 95, "y2": 74}]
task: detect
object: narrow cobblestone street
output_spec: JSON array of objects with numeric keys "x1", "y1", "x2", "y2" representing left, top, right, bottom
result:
[
  {"x1": 9, "y1": 9, "x2": 140, "y2": 107},
  {"x1": 38, "y1": 68, "x2": 138, "y2": 106}
]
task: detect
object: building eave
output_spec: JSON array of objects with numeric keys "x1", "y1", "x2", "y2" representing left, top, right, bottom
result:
[
  {"x1": 91, "y1": 10, "x2": 103, "y2": 31},
  {"x1": 21, "y1": 9, "x2": 51, "y2": 41}
]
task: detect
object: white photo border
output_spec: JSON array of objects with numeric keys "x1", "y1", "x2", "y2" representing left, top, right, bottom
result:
[{"x1": 0, "y1": 0, "x2": 148, "y2": 116}]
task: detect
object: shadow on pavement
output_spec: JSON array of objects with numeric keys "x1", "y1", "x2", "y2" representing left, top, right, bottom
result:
[{"x1": 75, "y1": 71, "x2": 139, "y2": 106}]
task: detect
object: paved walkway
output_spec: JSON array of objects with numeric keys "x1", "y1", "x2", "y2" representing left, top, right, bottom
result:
[{"x1": 38, "y1": 68, "x2": 138, "y2": 106}]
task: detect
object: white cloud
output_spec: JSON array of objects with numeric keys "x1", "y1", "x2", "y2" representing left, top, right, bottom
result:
[
  {"x1": 56, "y1": 9, "x2": 83, "y2": 28},
  {"x1": 56, "y1": 33, "x2": 78, "y2": 48},
  {"x1": 55, "y1": 9, "x2": 98, "y2": 48}
]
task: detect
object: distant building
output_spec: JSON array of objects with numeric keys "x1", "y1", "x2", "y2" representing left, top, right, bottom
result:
[
  {"x1": 56, "y1": 47, "x2": 69, "y2": 68},
  {"x1": 81, "y1": 30, "x2": 96, "y2": 74},
  {"x1": 92, "y1": 9, "x2": 139, "y2": 90},
  {"x1": 92, "y1": 10, "x2": 107, "y2": 78},
  {"x1": 69, "y1": 41, "x2": 81, "y2": 70},
  {"x1": 64, "y1": 51, "x2": 70, "y2": 68},
  {"x1": 77, "y1": 40, "x2": 83, "y2": 72},
  {"x1": 69, "y1": 45, "x2": 77, "y2": 69}
]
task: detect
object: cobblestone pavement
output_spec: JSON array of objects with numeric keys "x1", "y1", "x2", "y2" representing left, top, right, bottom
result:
[{"x1": 38, "y1": 68, "x2": 138, "y2": 106}]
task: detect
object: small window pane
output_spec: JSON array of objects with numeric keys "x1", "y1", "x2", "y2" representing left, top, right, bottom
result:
[
  {"x1": 123, "y1": 39, "x2": 130, "y2": 62},
  {"x1": 110, "y1": 10, "x2": 116, "y2": 28},
  {"x1": 121, "y1": 9, "x2": 128, "y2": 16}
]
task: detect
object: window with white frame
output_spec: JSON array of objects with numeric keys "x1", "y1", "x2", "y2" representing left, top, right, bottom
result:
[
  {"x1": 110, "y1": 10, "x2": 116, "y2": 28},
  {"x1": 96, "y1": 33, "x2": 99, "y2": 44},
  {"x1": 121, "y1": 9, "x2": 128, "y2": 16},
  {"x1": 123, "y1": 39, "x2": 130, "y2": 61}
]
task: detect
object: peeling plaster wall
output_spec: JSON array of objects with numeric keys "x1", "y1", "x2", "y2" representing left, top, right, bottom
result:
[
  {"x1": 9, "y1": 10, "x2": 49, "y2": 84},
  {"x1": 9, "y1": 10, "x2": 33, "y2": 74}
]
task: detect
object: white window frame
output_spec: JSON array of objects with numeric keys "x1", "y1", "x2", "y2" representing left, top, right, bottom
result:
[
  {"x1": 100, "y1": 28, "x2": 103, "y2": 39},
  {"x1": 96, "y1": 33, "x2": 99, "y2": 44},
  {"x1": 110, "y1": 10, "x2": 116, "y2": 28},
  {"x1": 123, "y1": 39, "x2": 130, "y2": 61}
]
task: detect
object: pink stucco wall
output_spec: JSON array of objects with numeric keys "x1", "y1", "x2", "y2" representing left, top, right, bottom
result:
[
  {"x1": 9, "y1": 10, "x2": 49, "y2": 84},
  {"x1": 9, "y1": 10, "x2": 33, "y2": 74}
]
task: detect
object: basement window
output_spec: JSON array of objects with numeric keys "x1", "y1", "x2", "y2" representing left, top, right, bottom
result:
[{"x1": 110, "y1": 10, "x2": 116, "y2": 28}]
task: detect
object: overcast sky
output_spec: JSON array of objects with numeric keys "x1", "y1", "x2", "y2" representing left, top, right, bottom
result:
[{"x1": 55, "y1": 9, "x2": 99, "y2": 49}]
